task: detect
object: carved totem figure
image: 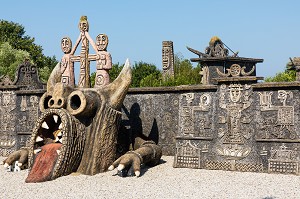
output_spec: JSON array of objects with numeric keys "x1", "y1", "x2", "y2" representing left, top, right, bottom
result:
[
  {"x1": 60, "y1": 37, "x2": 76, "y2": 87},
  {"x1": 3, "y1": 17, "x2": 162, "y2": 183},
  {"x1": 162, "y1": 41, "x2": 174, "y2": 80},
  {"x1": 90, "y1": 34, "x2": 112, "y2": 87}
]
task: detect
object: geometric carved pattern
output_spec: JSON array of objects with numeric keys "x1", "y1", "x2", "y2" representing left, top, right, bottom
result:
[
  {"x1": 176, "y1": 156, "x2": 200, "y2": 168},
  {"x1": 205, "y1": 160, "x2": 263, "y2": 172},
  {"x1": 268, "y1": 160, "x2": 298, "y2": 174},
  {"x1": 0, "y1": 148, "x2": 15, "y2": 157},
  {"x1": 174, "y1": 140, "x2": 201, "y2": 168},
  {"x1": 205, "y1": 160, "x2": 231, "y2": 170},
  {"x1": 235, "y1": 163, "x2": 264, "y2": 172},
  {"x1": 268, "y1": 144, "x2": 299, "y2": 174}
]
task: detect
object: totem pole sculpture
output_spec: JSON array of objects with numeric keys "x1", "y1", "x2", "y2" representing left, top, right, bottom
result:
[
  {"x1": 3, "y1": 16, "x2": 162, "y2": 183},
  {"x1": 162, "y1": 41, "x2": 175, "y2": 80}
]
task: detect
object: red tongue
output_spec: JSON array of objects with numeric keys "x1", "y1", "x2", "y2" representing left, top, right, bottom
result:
[{"x1": 26, "y1": 143, "x2": 62, "y2": 183}]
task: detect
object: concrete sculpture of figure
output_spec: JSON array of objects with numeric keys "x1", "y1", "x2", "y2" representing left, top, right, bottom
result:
[
  {"x1": 60, "y1": 37, "x2": 76, "y2": 87},
  {"x1": 90, "y1": 34, "x2": 112, "y2": 87},
  {"x1": 162, "y1": 41, "x2": 174, "y2": 80},
  {"x1": 205, "y1": 36, "x2": 229, "y2": 57},
  {"x1": 3, "y1": 17, "x2": 162, "y2": 183}
]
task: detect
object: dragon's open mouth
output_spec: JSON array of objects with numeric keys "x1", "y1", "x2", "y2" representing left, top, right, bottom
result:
[{"x1": 25, "y1": 109, "x2": 85, "y2": 183}]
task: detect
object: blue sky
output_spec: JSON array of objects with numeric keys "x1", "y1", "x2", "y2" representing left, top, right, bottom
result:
[{"x1": 1, "y1": 0, "x2": 300, "y2": 79}]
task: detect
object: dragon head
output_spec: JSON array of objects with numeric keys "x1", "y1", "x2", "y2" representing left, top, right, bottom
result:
[{"x1": 25, "y1": 60, "x2": 131, "y2": 183}]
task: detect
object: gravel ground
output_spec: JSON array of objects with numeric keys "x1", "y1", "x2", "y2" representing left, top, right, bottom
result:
[{"x1": 0, "y1": 156, "x2": 299, "y2": 199}]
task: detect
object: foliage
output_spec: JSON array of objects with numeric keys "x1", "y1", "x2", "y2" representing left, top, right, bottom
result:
[
  {"x1": 0, "y1": 42, "x2": 30, "y2": 79},
  {"x1": 140, "y1": 53, "x2": 201, "y2": 87},
  {"x1": 0, "y1": 20, "x2": 58, "y2": 82},
  {"x1": 264, "y1": 63, "x2": 296, "y2": 82},
  {"x1": 131, "y1": 61, "x2": 161, "y2": 87},
  {"x1": 110, "y1": 63, "x2": 124, "y2": 82}
]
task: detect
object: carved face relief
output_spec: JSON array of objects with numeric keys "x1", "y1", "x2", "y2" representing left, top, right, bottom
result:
[
  {"x1": 278, "y1": 90, "x2": 288, "y2": 105},
  {"x1": 229, "y1": 84, "x2": 243, "y2": 103},
  {"x1": 79, "y1": 20, "x2": 89, "y2": 32},
  {"x1": 162, "y1": 46, "x2": 171, "y2": 69},
  {"x1": 26, "y1": 60, "x2": 132, "y2": 183},
  {"x1": 61, "y1": 37, "x2": 72, "y2": 54},
  {"x1": 96, "y1": 34, "x2": 108, "y2": 51}
]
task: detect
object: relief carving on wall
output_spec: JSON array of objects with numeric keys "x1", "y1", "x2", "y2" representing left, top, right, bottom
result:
[
  {"x1": 218, "y1": 84, "x2": 252, "y2": 145},
  {"x1": 17, "y1": 95, "x2": 40, "y2": 134},
  {"x1": 0, "y1": 91, "x2": 17, "y2": 155},
  {"x1": 257, "y1": 90, "x2": 297, "y2": 140},
  {"x1": 174, "y1": 140, "x2": 201, "y2": 168},
  {"x1": 212, "y1": 84, "x2": 260, "y2": 171},
  {"x1": 268, "y1": 144, "x2": 299, "y2": 174},
  {"x1": 216, "y1": 64, "x2": 255, "y2": 77},
  {"x1": 179, "y1": 93, "x2": 212, "y2": 138}
]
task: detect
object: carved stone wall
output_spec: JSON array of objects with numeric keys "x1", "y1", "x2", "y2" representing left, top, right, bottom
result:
[
  {"x1": 123, "y1": 82, "x2": 300, "y2": 175},
  {"x1": 0, "y1": 61, "x2": 45, "y2": 156}
]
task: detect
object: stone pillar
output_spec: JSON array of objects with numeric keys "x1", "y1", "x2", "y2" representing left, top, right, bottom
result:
[{"x1": 162, "y1": 41, "x2": 175, "y2": 80}]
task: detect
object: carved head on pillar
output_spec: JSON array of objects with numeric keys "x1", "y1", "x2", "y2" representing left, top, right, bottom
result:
[
  {"x1": 25, "y1": 59, "x2": 132, "y2": 183},
  {"x1": 162, "y1": 41, "x2": 174, "y2": 70},
  {"x1": 96, "y1": 34, "x2": 109, "y2": 51},
  {"x1": 61, "y1": 37, "x2": 72, "y2": 54},
  {"x1": 78, "y1": 16, "x2": 89, "y2": 32}
]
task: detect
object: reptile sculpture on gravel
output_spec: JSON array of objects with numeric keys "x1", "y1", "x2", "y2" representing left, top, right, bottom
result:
[{"x1": 2, "y1": 16, "x2": 162, "y2": 183}]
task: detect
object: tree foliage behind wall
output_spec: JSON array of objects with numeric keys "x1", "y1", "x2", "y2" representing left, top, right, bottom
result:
[
  {"x1": 264, "y1": 62, "x2": 296, "y2": 82},
  {"x1": 0, "y1": 20, "x2": 58, "y2": 82},
  {"x1": 91, "y1": 53, "x2": 202, "y2": 88},
  {"x1": 0, "y1": 42, "x2": 30, "y2": 79},
  {"x1": 140, "y1": 53, "x2": 201, "y2": 87}
]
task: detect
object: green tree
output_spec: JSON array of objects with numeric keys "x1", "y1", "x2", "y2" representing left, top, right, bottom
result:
[
  {"x1": 0, "y1": 20, "x2": 58, "y2": 81},
  {"x1": 140, "y1": 73, "x2": 162, "y2": 87},
  {"x1": 140, "y1": 53, "x2": 201, "y2": 87},
  {"x1": 0, "y1": 42, "x2": 30, "y2": 79},
  {"x1": 264, "y1": 62, "x2": 296, "y2": 82},
  {"x1": 131, "y1": 61, "x2": 161, "y2": 87}
]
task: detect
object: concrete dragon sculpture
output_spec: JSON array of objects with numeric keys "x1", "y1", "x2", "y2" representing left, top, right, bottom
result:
[
  {"x1": 3, "y1": 59, "x2": 162, "y2": 182},
  {"x1": 2, "y1": 16, "x2": 162, "y2": 182}
]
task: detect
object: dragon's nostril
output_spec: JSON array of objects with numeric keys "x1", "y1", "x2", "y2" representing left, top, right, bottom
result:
[
  {"x1": 57, "y1": 99, "x2": 62, "y2": 106},
  {"x1": 70, "y1": 95, "x2": 81, "y2": 110},
  {"x1": 49, "y1": 99, "x2": 54, "y2": 106}
]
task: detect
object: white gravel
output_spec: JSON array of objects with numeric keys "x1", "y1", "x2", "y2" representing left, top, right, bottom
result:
[{"x1": 0, "y1": 156, "x2": 299, "y2": 199}]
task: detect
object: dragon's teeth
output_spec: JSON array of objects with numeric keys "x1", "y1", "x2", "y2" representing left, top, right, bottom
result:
[
  {"x1": 57, "y1": 131, "x2": 62, "y2": 137},
  {"x1": 34, "y1": 149, "x2": 41, "y2": 154},
  {"x1": 57, "y1": 150, "x2": 61, "y2": 155},
  {"x1": 36, "y1": 136, "x2": 43, "y2": 142},
  {"x1": 58, "y1": 123, "x2": 63, "y2": 130},
  {"x1": 53, "y1": 115, "x2": 59, "y2": 123},
  {"x1": 42, "y1": 121, "x2": 49, "y2": 129}
]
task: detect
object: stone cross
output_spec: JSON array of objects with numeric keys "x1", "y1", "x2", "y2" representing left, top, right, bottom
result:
[
  {"x1": 66, "y1": 16, "x2": 98, "y2": 88},
  {"x1": 61, "y1": 16, "x2": 112, "y2": 88}
]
